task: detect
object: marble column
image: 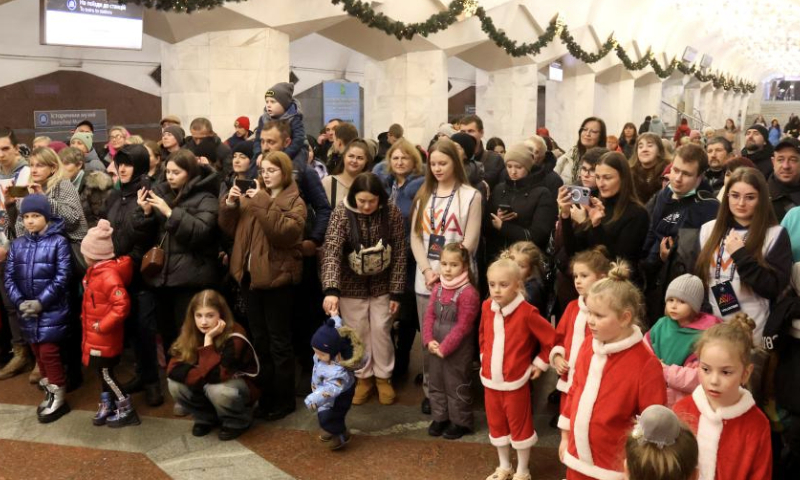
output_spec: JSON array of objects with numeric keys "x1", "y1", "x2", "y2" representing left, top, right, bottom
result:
[
  {"x1": 161, "y1": 28, "x2": 289, "y2": 136},
  {"x1": 545, "y1": 62, "x2": 596, "y2": 149},
  {"x1": 594, "y1": 69, "x2": 635, "y2": 135},
  {"x1": 476, "y1": 64, "x2": 538, "y2": 146},
  {"x1": 363, "y1": 50, "x2": 448, "y2": 147},
  {"x1": 633, "y1": 78, "x2": 663, "y2": 129},
  {"x1": 699, "y1": 86, "x2": 714, "y2": 127},
  {"x1": 722, "y1": 90, "x2": 736, "y2": 125},
  {"x1": 711, "y1": 89, "x2": 726, "y2": 128}
]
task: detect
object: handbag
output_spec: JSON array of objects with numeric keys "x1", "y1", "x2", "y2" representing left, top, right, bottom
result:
[
  {"x1": 229, "y1": 332, "x2": 261, "y2": 378},
  {"x1": 141, "y1": 232, "x2": 168, "y2": 277},
  {"x1": 345, "y1": 208, "x2": 392, "y2": 276}
]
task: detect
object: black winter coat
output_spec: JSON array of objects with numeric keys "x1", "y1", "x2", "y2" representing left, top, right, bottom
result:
[
  {"x1": 768, "y1": 175, "x2": 800, "y2": 222},
  {"x1": 107, "y1": 176, "x2": 158, "y2": 268},
  {"x1": 486, "y1": 173, "x2": 557, "y2": 257},
  {"x1": 138, "y1": 166, "x2": 221, "y2": 288}
]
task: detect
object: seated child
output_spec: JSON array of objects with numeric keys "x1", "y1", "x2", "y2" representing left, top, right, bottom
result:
[
  {"x1": 253, "y1": 82, "x2": 305, "y2": 159},
  {"x1": 645, "y1": 274, "x2": 721, "y2": 406}
]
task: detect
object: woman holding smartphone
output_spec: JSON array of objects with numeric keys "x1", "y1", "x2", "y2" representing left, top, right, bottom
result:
[
  {"x1": 557, "y1": 151, "x2": 649, "y2": 277},
  {"x1": 218, "y1": 151, "x2": 306, "y2": 421}
]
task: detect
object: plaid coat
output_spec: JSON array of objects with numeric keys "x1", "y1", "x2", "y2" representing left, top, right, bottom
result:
[{"x1": 321, "y1": 200, "x2": 406, "y2": 299}]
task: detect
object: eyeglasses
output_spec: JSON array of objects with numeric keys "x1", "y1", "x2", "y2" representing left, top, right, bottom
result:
[
  {"x1": 580, "y1": 167, "x2": 595, "y2": 175},
  {"x1": 109, "y1": 134, "x2": 125, "y2": 140},
  {"x1": 260, "y1": 168, "x2": 281, "y2": 175},
  {"x1": 727, "y1": 192, "x2": 758, "y2": 204}
]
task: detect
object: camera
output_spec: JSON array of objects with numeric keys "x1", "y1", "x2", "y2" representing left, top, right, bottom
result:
[{"x1": 566, "y1": 186, "x2": 591, "y2": 206}]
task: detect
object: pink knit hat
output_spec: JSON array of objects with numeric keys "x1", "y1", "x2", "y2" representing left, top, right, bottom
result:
[{"x1": 81, "y1": 219, "x2": 115, "y2": 261}]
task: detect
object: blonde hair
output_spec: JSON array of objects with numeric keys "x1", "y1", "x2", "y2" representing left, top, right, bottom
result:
[
  {"x1": 625, "y1": 424, "x2": 698, "y2": 480},
  {"x1": 694, "y1": 312, "x2": 756, "y2": 367},
  {"x1": 170, "y1": 289, "x2": 236, "y2": 365},
  {"x1": 501, "y1": 241, "x2": 543, "y2": 281},
  {"x1": 386, "y1": 138, "x2": 423, "y2": 177},
  {"x1": 28, "y1": 147, "x2": 64, "y2": 193},
  {"x1": 33, "y1": 136, "x2": 51, "y2": 146},
  {"x1": 126, "y1": 135, "x2": 144, "y2": 145},
  {"x1": 585, "y1": 260, "x2": 643, "y2": 327},
  {"x1": 487, "y1": 257, "x2": 526, "y2": 296}
]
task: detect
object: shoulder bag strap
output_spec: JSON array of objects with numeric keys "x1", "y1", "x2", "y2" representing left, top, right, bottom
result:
[
  {"x1": 330, "y1": 177, "x2": 338, "y2": 207},
  {"x1": 229, "y1": 332, "x2": 261, "y2": 378}
]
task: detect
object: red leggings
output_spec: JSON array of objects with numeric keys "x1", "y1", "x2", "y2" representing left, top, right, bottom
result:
[{"x1": 30, "y1": 343, "x2": 65, "y2": 387}]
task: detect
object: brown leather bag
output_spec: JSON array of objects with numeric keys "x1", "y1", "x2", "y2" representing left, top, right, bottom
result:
[{"x1": 141, "y1": 232, "x2": 167, "y2": 277}]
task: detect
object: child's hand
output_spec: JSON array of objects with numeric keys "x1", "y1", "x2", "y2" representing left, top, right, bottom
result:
[
  {"x1": 203, "y1": 320, "x2": 226, "y2": 346},
  {"x1": 427, "y1": 341, "x2": 440, "y2": 354},
  {"x1": 92, "y1": 322, "x2": 100, "y2": 333},
  {"x1": 530, "y1": 365, "x2": 545, "y2": 381},
  {"x1": 553, "y1": 354, "x2": 569, "y2": 376},
  {"x1": 558, "y1": 433, "x2": 569, "y2": 462},
  {"x1": 309, "y1": 403, "x2": 317, "y2": 411},
  {"x1": 434, "y1": 348, "x2": 444, "y2": 359}
]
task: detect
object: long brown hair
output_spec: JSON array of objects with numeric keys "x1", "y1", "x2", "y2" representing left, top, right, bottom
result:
[
  {"x1": 165, "y1": 149, "x2": 201, "y2": 206},
  {"x1": 596, "y1": 151, "x2": 642, "y2": 223},
  {"x1": 694, "y1": 167, "x2": 776, "y2": 284},
  {"x1": 629, "y1": 132, "x2": 667, "y2": 168},
  {"x1": 170, "y1": 289, "x2": 236, "y2": 364},
  {"x1": 620, "y1": 122, "x2": 638, "y2": 143},
  {"x1": 331, "y1": 139, "x2": 373, "y2": 175},
  {"x1": 412, "y1": 138, "x2": 469, "y2": 235}
]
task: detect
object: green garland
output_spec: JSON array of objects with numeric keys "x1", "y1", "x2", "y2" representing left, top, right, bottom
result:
[
  {"x1": 560, "y1": 24, "x2": 615, "y2": 64},
  {"x1": 330, "y1": 0, "x2": 465, "y2": 40},
  {"x1": 117, "y1": 0, "x2": 243, "y2": 12},
  {"x1": 474, "y1": 9, "x2": 559, "y2": 57},
  {"x1": 616, "y1": 45, "x2": 652, "y2": 70},
  {"x1": 327, "y1": 1, "x2": 756, "y2": 93}
]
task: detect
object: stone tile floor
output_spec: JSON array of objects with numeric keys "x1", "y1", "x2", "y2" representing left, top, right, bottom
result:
[{"x1": 0, "y1": 343, "x2": 567, "y2": 480}]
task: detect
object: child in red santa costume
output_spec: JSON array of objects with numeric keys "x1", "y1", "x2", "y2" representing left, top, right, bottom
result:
[
  {"x1": 480, "y1": 258, "x2": 556, "y2": 480},
  {"x1": 673, "y1": 313, "x2": 772, "y2": 480},
  {"x1": 559, "y1": 261, "x2": 667, "y2": 480},
  {"x1": 550, "y1": 247, "x2": 612, "y2": 423}
]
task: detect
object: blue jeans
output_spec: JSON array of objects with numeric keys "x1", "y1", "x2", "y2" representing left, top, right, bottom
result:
[{"x1": 168, "y1": 378, "x2": 252, "y2": 429}]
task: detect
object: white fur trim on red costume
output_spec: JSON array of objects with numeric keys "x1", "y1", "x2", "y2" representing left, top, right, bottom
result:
[
  {"x1": 692, "y1": 385, "x2": 755, "y2": 480},
  {"x1": 549, "y1": 346, "x2": 566, "y2": 366},
  {"x1": 557, "y1": 415, "x2": 570, "y2": 431},
  {"x1": 566, "y1": 297, "x2": 589, "y2": 386},
  {"x1": 510, "y1": 431, "x2": 538, "y2": 449},
  {"x1": 533, "y1": 356, "x2": 549, "y2": 372},
  {"x1": 563, "y1": 451, "x2": 625, "y2": 480},
  {"x1": 571, "y1": 327, "x2": 644, "y2": 470},
  {"x1": 482, "y1": 294, "x2": 529, "y2": 391},
  {"x1": 489, "y1": 433, "x2": 511, "y2": 447}
]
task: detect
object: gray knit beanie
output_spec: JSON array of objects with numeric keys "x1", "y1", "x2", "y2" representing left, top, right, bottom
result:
[
  {"x1": 265, "y1": 82, "x2": 294, "y2": 111},
  {"x1": 665, "y1": 274, "x2": 705, "y2": 314}
]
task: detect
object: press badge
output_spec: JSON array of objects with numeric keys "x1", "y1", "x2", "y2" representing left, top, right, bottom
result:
[
  {"x1": 427, "y1": 234, "x2": 445, "y2": 260},
  {"x1": 711, "y1": 281, "x2": 741, "y2": 316}
]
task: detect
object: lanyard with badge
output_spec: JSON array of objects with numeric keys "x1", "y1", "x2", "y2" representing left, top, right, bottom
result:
[
  {"x1": 427, "y1": 188, "x2": 456, "y2": 260},
  {"x1": 710, "y1": 228, "x2": 747, "y2": 316}
]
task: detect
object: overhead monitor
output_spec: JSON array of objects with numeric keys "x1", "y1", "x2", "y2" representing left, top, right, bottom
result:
[
  {"x1": 40, "y1": 0, "x2": 144, "y2": 50},
  {"x1": 681, "y1": 46, "x2": 698, "y2": 64}
]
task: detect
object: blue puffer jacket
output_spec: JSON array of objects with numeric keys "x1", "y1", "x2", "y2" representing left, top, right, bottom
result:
[{"x1": 4, "y1": 217, "x2": 72, "y2": 344}]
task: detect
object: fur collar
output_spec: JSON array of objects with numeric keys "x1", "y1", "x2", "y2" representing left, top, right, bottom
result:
[
  {"x1": 692, "y1": 385, "x2": 755, "y2": 420},
  {"x1": 593, "y1": 326, "x2": 643, "y2": 355},
  {"x1": 490, "y1": 293, "x2": 525, "y2": 317}
]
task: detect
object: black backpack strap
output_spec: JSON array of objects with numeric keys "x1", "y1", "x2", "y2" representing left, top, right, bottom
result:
[
  {"x1": 345, "y1": 207, "x2": 361, "y2": 252},
  {"x1": 330, "y1": 177, "x2": 338, "y2": 207}
]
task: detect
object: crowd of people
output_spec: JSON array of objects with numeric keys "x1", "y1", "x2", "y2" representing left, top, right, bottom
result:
[{"x1": 1, "y1": 84, "x2": 800, "y2": 479}]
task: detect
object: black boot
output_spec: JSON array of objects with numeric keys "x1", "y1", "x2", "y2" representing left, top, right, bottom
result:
[
  {"x1": 106, "y1": 395, "x2": 141, "y2": 428},
  {"x1": 120, "y1": 375, "x2": 144, "y2": 395},
  {"x1": 143, "y1": 382, "x2": 164, "y2": 407}
]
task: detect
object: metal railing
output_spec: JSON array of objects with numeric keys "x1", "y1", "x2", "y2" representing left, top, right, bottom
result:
[{"x1": 661, "y1": 101, "x2": 712, "y2": 130}]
